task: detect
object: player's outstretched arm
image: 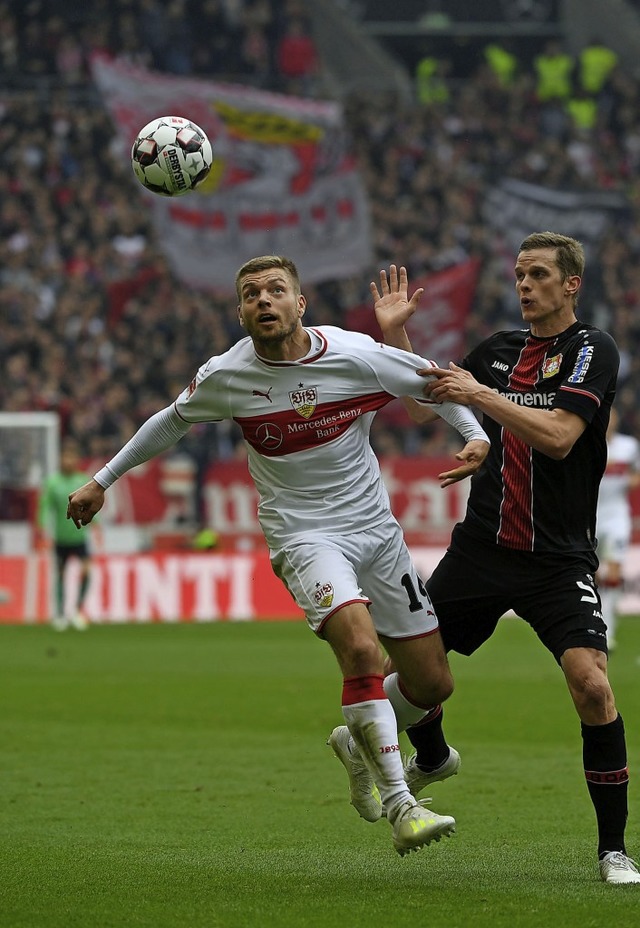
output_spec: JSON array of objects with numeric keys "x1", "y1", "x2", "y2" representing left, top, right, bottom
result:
[{"x1": 67, "y1": 405, "x2": 193, "y2": 528}]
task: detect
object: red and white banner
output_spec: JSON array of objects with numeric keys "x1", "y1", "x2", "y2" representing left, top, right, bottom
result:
[
  {"x1": 71, "y1": 551, "x2": 303, "y2": 623},
  {"x1": 92, "y1": 56, "x2": 372, "y2": 290},
  {"x1": 5, "y1": 547, "x2": 640, "y2": 624}
]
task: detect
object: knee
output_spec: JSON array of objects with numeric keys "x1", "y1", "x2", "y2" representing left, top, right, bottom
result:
[
  {"x1": 432, "y1": 668, "x2": 455, "y2": 704},
  {"x1": 340, "y1": 636, "x2": 384, "y2": 678},
  {"x1": 405, "y1": 666, "x2": 454, "y2": 707},
  {"x1": 568, "y1": 669, "x2": 613, "y2": 720}
]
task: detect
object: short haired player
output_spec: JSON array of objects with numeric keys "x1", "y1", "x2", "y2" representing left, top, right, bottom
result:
[
  {"x1": 369, "y1": 234, "x2": 639, "y2": 884},
  {"x1": 67, "y1": 255, "x2": 489, "y2": 857}
]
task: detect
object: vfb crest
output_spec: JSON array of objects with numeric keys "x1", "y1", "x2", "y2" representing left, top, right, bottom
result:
[
  {"x1": 289, "y1": 385, "x2": 317, "y2": 419},
  {"x1": 314, "y1": 581, "x2": 334, "y2": 609}
]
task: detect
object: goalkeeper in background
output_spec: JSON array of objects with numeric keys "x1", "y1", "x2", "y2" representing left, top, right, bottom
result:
[{"x1": 38, "y1": 439, "x2": 101, "y2": 630}]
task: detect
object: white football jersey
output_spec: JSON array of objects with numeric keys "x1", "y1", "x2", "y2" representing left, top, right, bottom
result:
[
  {"x1": 597, "y1": 432, "x2": 640, "y2": 516},
  {"x1": 175, "y1": 326, "x2": 485, "y2": 549},
  {"x1": 597, "y1": 431, "x2": 640, "y2": 557}
]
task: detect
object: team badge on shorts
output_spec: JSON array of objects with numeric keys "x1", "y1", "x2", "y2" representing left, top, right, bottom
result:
[
  {"x1": 289, "y1": 386, "x2": 317, "y2": 419},
  {"x1": 314, "y1": 581, "x2": 334, "y2": 608}
]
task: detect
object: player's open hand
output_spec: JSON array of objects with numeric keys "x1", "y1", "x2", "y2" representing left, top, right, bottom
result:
[
  {"x1": 438, "y1": 438, "x2": 490, "y2": 487},
  {"x1": 67, "y1": 480, "x2": 105, "y2": 528},
  {"x1": 371, "y1": 265, "x2": 424, "y2": 335}
]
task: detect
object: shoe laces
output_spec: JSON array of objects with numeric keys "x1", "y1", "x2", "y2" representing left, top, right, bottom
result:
[
  {"x1": 391, "y1": 796, "x2": 435, "y2": 824},
  {"x1": 604, "y1": 851, "x2": 639, "y2": 872}
]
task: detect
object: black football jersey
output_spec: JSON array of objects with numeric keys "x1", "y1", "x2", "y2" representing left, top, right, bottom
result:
[{"x1": 461, "y1": 321, "x2": 619, "y2": 553}]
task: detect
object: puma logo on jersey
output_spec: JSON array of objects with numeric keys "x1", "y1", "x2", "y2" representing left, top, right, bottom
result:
[
  {"x1": 492, "y1": 361, "x2": 509, "y2": 371},
  {"x1": 252, "y1": 387, "x2": 273, "y2": 403}
]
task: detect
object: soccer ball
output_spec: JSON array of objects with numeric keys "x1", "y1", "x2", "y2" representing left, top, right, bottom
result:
[{"x1": 131, "y1": 116, "x2": 213, "y2": 197}]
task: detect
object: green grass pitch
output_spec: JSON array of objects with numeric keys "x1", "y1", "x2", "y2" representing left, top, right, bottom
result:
[{"x1": 2, "y1": 617, "x2": 640, "y2": 928}]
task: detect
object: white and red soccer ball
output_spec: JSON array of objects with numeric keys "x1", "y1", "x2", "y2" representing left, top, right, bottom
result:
[{"x1": 131, "y1": 115, "x2": 213, "y2": 197}]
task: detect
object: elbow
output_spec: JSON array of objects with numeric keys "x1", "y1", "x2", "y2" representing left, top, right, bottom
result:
[
  {"x1": 547, "y1": 447, "x2": 569, "y2": 461},
  {"x1": 409, "y1": 408, "x2": 433, "y2": 425},
  {"x1": 543, "y1": 437, "x2": 575, "y2": 460}
]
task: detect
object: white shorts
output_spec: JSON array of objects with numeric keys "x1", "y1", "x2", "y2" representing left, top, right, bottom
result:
[
  {"x1": 270, "y1": 519, "x2": 439, "y2": 639},
  {"x1": 597, "y1": 505, "x2": 632, "y2": 563}
]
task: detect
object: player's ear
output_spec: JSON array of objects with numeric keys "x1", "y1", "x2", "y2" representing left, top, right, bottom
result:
[
  {"x1": 297, "y1": 294, "x2": 306, "y2": 317},
  {"x1": 237, "y1": 305, "x2": 244, "y2": 326},
  {"x1": 566, "y1": 275, "x2": 581, "y2": 296}
]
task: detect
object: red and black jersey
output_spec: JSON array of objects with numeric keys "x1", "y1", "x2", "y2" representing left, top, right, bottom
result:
[{"x1": 461, "y1": 321, "x2": 619, "y2": 553}]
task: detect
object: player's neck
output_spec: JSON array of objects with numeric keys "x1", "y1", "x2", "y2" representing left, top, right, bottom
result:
[
  {"x1": 254, "y1": 326, "x2": 312, "y2": 362},
  {"x1": 530, "y1": 311, "x2": 578, "y2": 339}
]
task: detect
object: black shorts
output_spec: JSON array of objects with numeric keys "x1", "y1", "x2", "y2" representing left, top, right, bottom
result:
[
  {"x1": 426, "y1": 523, "x2": 608, "y2": 664},
  {"x1": 55, "y1": 542, "x2": 89, "y2": 570}
]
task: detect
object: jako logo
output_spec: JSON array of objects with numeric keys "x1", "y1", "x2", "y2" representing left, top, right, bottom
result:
[{"x1": 492, "y1": 361, "x2": 509, "y2": 371}]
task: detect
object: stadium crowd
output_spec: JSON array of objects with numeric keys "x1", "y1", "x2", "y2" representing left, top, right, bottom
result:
[{"x1": 2, "y1": 0, "x2": 640, "y2": 466}]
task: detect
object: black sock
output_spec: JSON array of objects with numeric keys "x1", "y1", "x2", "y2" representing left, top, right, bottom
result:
[
  {"x1": 406, "y1": 705, "x2": 450, "y2": 771},
  {"x1": 582, "y1": 713, "x2": 628, "y2": 858},
  {"x1": 78, "y1": 572, "x2": 90, "y2": 608}
]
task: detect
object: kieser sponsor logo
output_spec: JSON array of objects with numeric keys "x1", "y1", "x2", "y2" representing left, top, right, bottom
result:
[
  {"x1": 163, "y1": 147, "x2": 187, "y2": 190},
  {"x1": 492, "y1": 389, "x2": 555, "y2": 407},
  {"x1": 568, "y1": 345, "x2": 594, "y2": 384},
  {"x1": 492, "y1": 361, "x2": 509, "y2": 371}
]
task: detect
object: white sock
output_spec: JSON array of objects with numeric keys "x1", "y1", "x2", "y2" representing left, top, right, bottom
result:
[
  {"x1": 383, "y1": 672, "x2": 432, "y2": 733},
  {"x1": 342, "y1": 697, "x2": 411, "y2": 817}
]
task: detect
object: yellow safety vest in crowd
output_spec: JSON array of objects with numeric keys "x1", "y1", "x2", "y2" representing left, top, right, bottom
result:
[
  {"x1": 415, "y1": 57, "x2": 449, "y2": 105},
  {"x1": 484, "y1": 43, "x2": 517, "y2": 86},
  {"x1": 579, "y1": 44, "x2": 618, "y2": 94},
  {"x1": 566, "y1": 96, "x2": 598, "y2": 130},
  {"x1": 534, "y1": 52, "x2": 574, "y2": 101}
]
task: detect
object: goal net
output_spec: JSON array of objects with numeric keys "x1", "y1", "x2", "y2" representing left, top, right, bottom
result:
[{"x1": 0, "y1": 411, "x2": 60, "y2": 544}]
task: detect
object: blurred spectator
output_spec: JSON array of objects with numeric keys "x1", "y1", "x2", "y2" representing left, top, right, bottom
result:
[{"x1": 274, "y1": 16, "x2": 319, "y2": 95}]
